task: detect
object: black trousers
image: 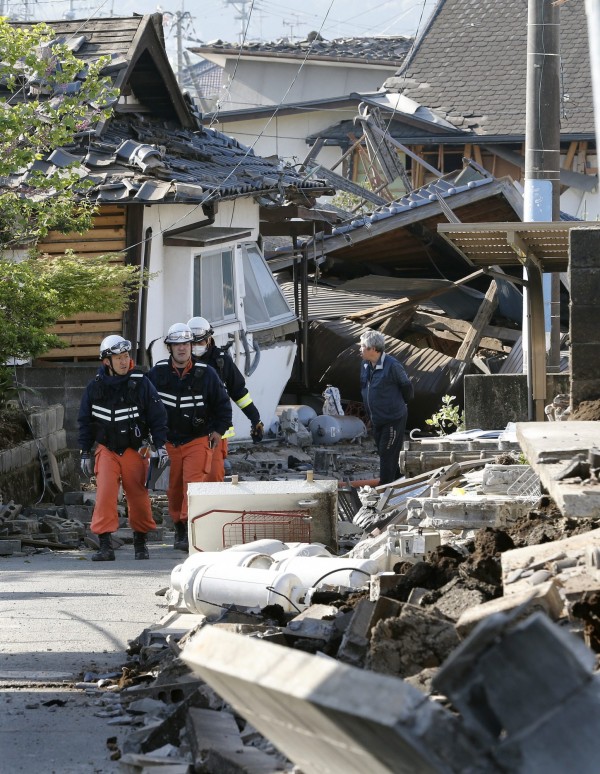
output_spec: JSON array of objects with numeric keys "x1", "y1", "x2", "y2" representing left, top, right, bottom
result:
[{"x1": 373, "y1": 417, "x2": 407, "y2": 485}]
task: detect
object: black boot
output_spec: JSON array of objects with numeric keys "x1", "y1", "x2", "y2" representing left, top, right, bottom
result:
[
  {"x1": 174, "y1": 521, "x2": 189, "y2": 552},
  {"x1": 91, "y1": 533, "x2": 115, "y2": 562},
  {"x1": 133, "y1": 531, "x2": 149, "y2": 560}
]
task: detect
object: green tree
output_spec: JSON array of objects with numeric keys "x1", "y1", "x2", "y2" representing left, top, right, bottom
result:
[
  {"x1": 0, "y1": 21, "x2": 145, "y2": 386},
  {"x1": 0, "y1": 19, "x2": 117, "y2": 246}
]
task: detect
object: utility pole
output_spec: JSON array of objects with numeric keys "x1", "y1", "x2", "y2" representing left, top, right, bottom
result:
[
  {"x1": 522, "y1": 0, "x2": 560, "y2": 420},
  {"x1": 586, "y1": 0, "x2": 600, "y2": 212},
  {"x1": 163, "y1": 10, "x2": 193, "y2": 83},
  {"x1": 224, "y1": 0, "x2": 253, "y2": 43}
]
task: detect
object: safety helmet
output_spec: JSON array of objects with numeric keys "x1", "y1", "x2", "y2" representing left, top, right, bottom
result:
[
  {"x1": 99, "y1": 335, "x2": 131, "y2": 360},
  {"x1": 164, "y1": 322, "x2": 193, "y2": 344},
  {"x1": 187, "y1": 316, "x2": 214, "y2": 342}
]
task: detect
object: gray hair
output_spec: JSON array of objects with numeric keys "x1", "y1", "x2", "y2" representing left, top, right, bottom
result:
[{"x1": 360, "y1": 330, "x2": 385, "y2": 352}]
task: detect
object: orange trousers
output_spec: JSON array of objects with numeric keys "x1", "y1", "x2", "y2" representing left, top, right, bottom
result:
[
  {"x1": 90, "y1": 445, "x2": 157, "y2": 535},
  {"x1": 166, "y1": 437, "x2": 213, "y2": 523},
  {"x1": 206, "y1": 437, "x2": 228, "y2": 482}
]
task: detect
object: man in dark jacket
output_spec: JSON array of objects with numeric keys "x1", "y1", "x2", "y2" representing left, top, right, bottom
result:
[
  {"x1": 78, "y1": 335, "x2": 169, "y2": 562},
  {"x1": 359, "y1": 330, "x2": 414, "y2": 485},
  {"x1": 147, "y1": 323, "x2": 232, "y2": 551},
  {"x1": 188, "y1": 316, "x2": 263, "y2": 482}
]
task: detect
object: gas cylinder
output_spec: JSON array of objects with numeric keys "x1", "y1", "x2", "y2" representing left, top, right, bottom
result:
[{"x1": 308, "y1": 414, "x2": 367, "y2": 445}]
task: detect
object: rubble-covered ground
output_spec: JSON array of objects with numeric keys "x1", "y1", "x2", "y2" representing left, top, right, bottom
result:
[{"x1": 3, "y1": 426, "x2": 600, "y2": 772}]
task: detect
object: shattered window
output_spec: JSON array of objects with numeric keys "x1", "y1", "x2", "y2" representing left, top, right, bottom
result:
[
  {"x1": 241, "y1": 243, "x2": 294, "y2": 330},
  {"x1": 193, "y1": 249, "x2": 235, "y2": 323}
]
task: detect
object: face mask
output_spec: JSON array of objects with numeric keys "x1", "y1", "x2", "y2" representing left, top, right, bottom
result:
[{"x1": 193, "y1": 344, "x2": 207, "y2": 357}]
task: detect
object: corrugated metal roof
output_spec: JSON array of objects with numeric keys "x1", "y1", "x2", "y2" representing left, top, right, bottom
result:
[{"x1": 279, "y1": 281, "x2": 392, "y2": 320}]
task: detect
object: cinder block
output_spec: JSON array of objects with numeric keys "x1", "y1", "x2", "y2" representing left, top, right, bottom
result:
[
  {"x1": 570, "y1": 227, "x2": 600, "y2": 269},
  {"x1": 0, "y1": 539, "x2": 22, "y2": 555},
  {"x1": 433, "y1": 612, "x2": 595, "y2": 739},
  {"x1": 571, "y1": 344, "x2": 600, "y2": 380},
  {"x1": 186, "y1": 707, "x2": 243, "y2": 763},
  {"x1": 456, "y1": 580, "x2": 564, "y2": 637}
]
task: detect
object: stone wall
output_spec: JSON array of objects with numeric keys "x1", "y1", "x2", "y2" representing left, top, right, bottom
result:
[
  {"x1": 0, "y1": 403, "x2": 79, "y2": 504},
  {"x1": 15, "y1": 364, "x2": 97, "y2": 449},
  {"x1": 464, "y1": 373, "x2": 571, "y2": 430},
  {"x1": 569, "y1": 227, "x2": 600, "y2": 408}
]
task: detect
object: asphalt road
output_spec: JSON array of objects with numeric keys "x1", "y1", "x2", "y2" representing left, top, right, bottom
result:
[{"x1": 0, "y1": 541, "x2": 185, "y2": 774}]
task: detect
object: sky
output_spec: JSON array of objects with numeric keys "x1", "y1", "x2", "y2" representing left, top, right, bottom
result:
[{"x1": 25, "y1": 0, "x2": 438, "y2": 56}]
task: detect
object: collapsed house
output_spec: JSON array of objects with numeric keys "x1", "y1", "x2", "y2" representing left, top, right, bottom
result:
[{"x1": 3, "y1": 14, "x2": 334, "y2": 441}]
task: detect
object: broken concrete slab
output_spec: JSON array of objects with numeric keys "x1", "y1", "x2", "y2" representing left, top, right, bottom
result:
[
  {"x1": 337, "y1": 597, "x2": 402, "y2": 667},
  {"x1": 501, "y1": 527, "x2": 600, "y2": 599},
  {"x1": 455, "y1": 580, "x2": 564, "y2": 637},
  {"x1": 433, "y1": 611, "x2": 600, "y2": 773},
  {"x1": 516, "y1": 421, "x2": 600, "y2": 518},
  {"x1": 407, "y1": 493, "x2": 532, "y2": 529},
  {"x1": 181, "y1": 626, "x2": 486, "y2": 774}
]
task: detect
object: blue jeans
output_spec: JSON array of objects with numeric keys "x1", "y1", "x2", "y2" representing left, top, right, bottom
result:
[{"x1": 373, "y1": 417, "x2": 407, "y2": 485}]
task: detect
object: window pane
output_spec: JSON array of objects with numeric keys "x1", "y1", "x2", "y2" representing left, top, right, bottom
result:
[
  {"x1": 222, "y1": 250, "x2": 235, "y2": 316},
  {"x1": 244, "y1": 245, "x2": 292, "y2": 320},
  {"x1": 194, "y1": 251, "x2": 237, "y2": 323}
]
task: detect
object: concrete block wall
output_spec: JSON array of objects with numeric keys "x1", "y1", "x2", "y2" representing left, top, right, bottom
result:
[
  {"x1": 0, "y1": 405, "x2": 67, "y2": 475},
  {"x1": 569, "y1": 227, "x2": 600, "y2": 407},
  {"x1": 464, "y1": 373, "x2": 571, "y2": 430},
  {"x1": 15, "y1": 365, "x2": 97, "y2": 449}
]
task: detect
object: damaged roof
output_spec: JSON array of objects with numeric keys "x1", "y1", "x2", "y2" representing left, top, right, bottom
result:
[
  {"x1": 2, "y1": 15, "x2": 333, "y2": 205},
  {"x1": 383, "y1": 0, "x2": 594, "y2": 139},
  {"x1": 192, "y1": 34, "x2": 414, "y2": 66}
]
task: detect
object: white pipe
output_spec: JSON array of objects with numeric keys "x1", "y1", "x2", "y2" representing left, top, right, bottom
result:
[
  {"x1": 189, "y1": 565, "x2": 304, "y2": 615},
  {"x1": 172, "y1": 550, "x2": 274, "y2": 612},
  {"x1": 225, "y1": 538, "x2": 290, "y2": 554},
  {"x1": 271, "y1": 556, "x2": 378, "y2": 589},
  {"x1": 271, "y1": 543, "x2": 331, "y2": 561}
]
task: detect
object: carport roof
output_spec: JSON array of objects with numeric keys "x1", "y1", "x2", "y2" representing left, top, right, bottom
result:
[{"x1": 436, "y1": 222, "x2": 595, "y2": 273}]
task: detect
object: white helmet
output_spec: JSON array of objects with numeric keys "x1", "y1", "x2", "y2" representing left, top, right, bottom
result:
[
  {"x1": 164, "y1": 322, "x2": 193, "y2": 344},
  {"x1": 187, "y1": 316, "x2": 214, "y2": 342},
  {"x1": 99, "y1": 335, "x2": 131, "y2": 359}
]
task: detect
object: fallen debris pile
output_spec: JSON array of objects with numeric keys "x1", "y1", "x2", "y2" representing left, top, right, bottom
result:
[{"x1": 71, "y1": 494, "x2": 600, "y2": 772}]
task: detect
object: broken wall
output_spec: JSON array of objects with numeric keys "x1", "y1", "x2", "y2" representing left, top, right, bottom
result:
[{"x1": 570, "y1": 227, "x2": 600, "y2": 408}]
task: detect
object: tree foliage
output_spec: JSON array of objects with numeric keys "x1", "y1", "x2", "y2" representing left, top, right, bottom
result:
[
  {"x1": 0, "y1": 21, "x2": 146, "y2": 382},
  {"x1": 0, "y1": 19, "x2": 117, "y2": 247},
  {"x1": 0, "y1": 252, "x2": 143, "y2": 364}
]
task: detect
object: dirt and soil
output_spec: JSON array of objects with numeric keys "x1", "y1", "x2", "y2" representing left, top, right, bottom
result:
[
  {"x1": 569, "y1": 399, "x2": 600, "y2": 421},
  {"x1": 0, "y1": 407, "x2": 32, "y2": 450}
]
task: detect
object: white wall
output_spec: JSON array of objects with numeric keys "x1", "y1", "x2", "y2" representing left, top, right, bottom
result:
[
  {"x1": 215, "y1": 108, "x2": 353, "y2": 167},
  {"x1": 141, "y1": 199, "x2": 260, "y2": 364},
  {"x1": 218, "y1": 59, "x2": 395, "y2": 110}
]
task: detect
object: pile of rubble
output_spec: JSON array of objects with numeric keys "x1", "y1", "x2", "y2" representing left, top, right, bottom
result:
[{"x1": 70, "y1": 471, "x2": 600, "y2": 772}]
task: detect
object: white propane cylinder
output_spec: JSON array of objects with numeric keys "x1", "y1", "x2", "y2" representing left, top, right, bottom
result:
[
  {"x1": 277, "y1": 405, "x2": 318, "y2": 427},
  {"x1": 226, "y1": 539, "x2": 289, "y2": 554},
  {"x1": 188, "y1": 565, "x2": 305, "y2": 615},
  {"x1": 271, "y1": 543, "x2": 331, "y2": 561},
  {"x1": 308, "y1": 415, "x2": 367, "y2": 445},
  {"x1": 271, "y1": 556, "x2": 378, "y2": 589},
  {"x1": 171, "y1": 549, "x2": 274, "y2": 597}
]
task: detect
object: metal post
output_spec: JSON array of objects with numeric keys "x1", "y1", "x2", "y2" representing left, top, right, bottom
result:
[
  {"x1": 586, "y1": 0, "x2": 600, "y2": 215},
  {"x1": 523, "y1": 0, "x2": 561, "y2": 420}
]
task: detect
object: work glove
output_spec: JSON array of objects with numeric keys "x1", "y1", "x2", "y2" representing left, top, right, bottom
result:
[
  {"x1": 80, "y1": 451, "x2": 94, "y2": 477},
  {"x1": 251, "y1": 421, "x2": 264, "y2": 444},
  {"x1": 156, "y1": 446, "x2": 169, "y2": 469}
]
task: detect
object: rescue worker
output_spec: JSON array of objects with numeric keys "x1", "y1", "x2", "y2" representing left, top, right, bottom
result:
[
  {"x1": 187, "y1": 316, "x2": 264, "y2": 482},
  {"x1": 78, "y1": 335, "x2": 169, "y2": 562},
  {"x1": 147, "y1": 323, "x2": 232, "y2": 551}
]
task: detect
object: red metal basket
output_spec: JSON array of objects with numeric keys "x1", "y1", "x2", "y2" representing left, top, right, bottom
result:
[{"x1": 221, "y1": 510, "x2": 312, "y2": 548}]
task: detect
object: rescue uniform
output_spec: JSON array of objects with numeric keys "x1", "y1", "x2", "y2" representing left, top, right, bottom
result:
[
  {"x1": 196, "y1": 344, "x2": 261, "y2": 481},
  {"x1": 78, "y1": 365, "x2": 168, "y2": 536},
  {"x1": 360, "y1": 352, "x2": 414, "y2": 485},
  {"x1": 147, "y1": 358, "x2": 232, "y2": 523}
]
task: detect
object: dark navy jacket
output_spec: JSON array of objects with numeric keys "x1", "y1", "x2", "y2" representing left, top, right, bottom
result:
[
  {"x1": 78, "y1": 366, "x2": 168, "y2": 453},
  {"x1": 197, "y1": 344, "x2": 260, "y2": 426},
  {"x1": 147, "y1": 358, "x2": 232, "y2": 446},
  {"x1": 360, "y1": 352, "x2": 414, "y2": 428}
]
